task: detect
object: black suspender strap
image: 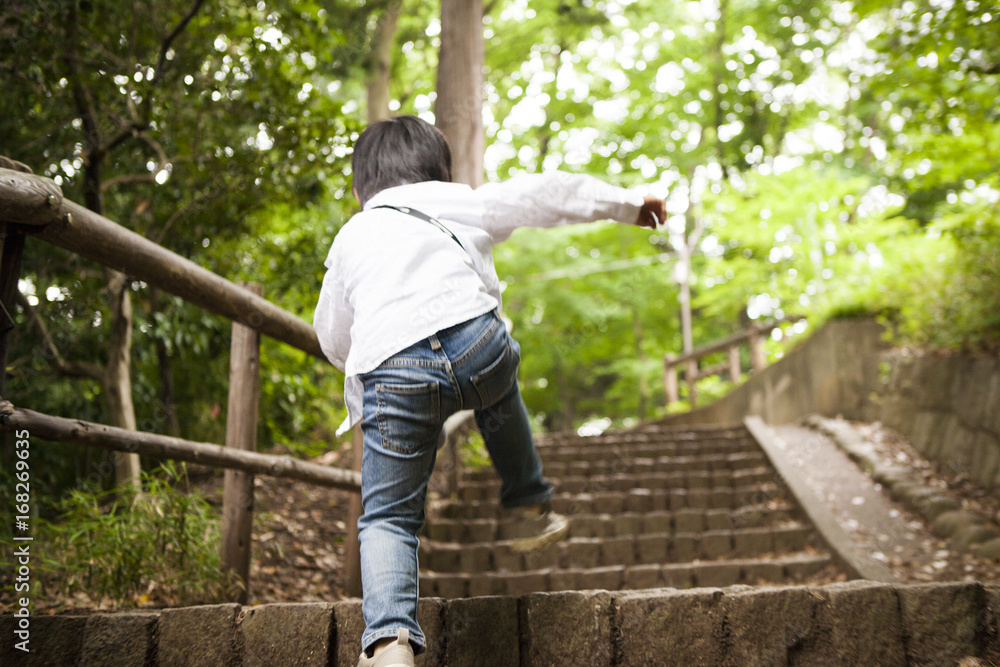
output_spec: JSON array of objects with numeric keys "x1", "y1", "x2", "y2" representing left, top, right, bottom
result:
[{"x1": 372, "y1": 205, "x2": 467, "y2": 253}]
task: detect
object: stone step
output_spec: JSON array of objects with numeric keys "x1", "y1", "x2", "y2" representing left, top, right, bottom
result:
[
  {"x1": 418, "y1": 552, "x2": 835, "y2": 598},
  {"x1": 537, "y1": 438, "x2": 761, "y2": 460},
  {"x1": 424, "y1": 503, "x2": 798, "y2": 543},
  {"x1": 453, "y1": 466, "x2": 777, "y2": 502},
  {"x1": 434, "y1": 482, "x2": 786, "y2": 519},
  {"x1": 420, "y1": 523, "x2": 818, "y2": 574},
  {"x1": 463, "y1": 450, "x2": 769, "y2": 482},
  {"x1": 6, "y1": 582, "x2": 994, "y2": 666},
  {"x1": 536, "y1": 424, "x2": 750, "y2": 447}
]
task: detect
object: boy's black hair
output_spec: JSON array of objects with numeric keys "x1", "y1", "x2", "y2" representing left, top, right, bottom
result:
[{"x1": 351, "y1": 115, "x2": 452, "y2": 207}]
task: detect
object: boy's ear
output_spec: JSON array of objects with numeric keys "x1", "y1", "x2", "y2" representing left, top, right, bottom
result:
[{"x1": 352, "y1": 187, "x2": 360, "y2": 204}]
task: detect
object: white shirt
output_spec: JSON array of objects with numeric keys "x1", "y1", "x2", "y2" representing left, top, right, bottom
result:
[{"x1": 313, "y1": 171, "x2": 645, "y2": 434}]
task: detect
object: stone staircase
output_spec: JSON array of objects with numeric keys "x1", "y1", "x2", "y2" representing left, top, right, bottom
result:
[{"x1": 419, "y1": 423, "x2": 840, "y2": 598}]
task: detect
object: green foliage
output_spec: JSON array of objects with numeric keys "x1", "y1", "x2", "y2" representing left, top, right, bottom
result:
[
  {"x1": 15, "y1": 464, "x2": 238, "y2": 609},
  {"x1": 460, "y1": 431, "x2": 492, "y2": 470}
]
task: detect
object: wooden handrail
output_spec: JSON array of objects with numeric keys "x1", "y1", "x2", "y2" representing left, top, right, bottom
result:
[
  {"x1": 0, "y1": 402, "x2": 362, "y2": 491},
  {"x1": 663, "y1": 317, "x2": 803, "y2": 370},
  {"x1": 663, "y1": 317, "x2": 805, "y2": 408},
  {"x1": 0, "y1": 167, "x2": 326, "y2": 360}
]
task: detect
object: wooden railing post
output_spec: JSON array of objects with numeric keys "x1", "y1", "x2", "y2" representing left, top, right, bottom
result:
[
  {"x1": 221, "y1": 282, "x2": 262, "y2": 604},
  {"x1": 686, "y1": 359, "x2": 698, "y2": 408},
  {"x1": 345, "y1": 424, "x2": 364, "y2": 598},
  {"x1": 663, "y1": 353, "x2": 679, "y2": 405},
  {"x1": 728, "y1": 345, "x2": 741, "y2": 384},
  {"x1": 749, "y1": 326, "x2": 766, "y2": 372}
]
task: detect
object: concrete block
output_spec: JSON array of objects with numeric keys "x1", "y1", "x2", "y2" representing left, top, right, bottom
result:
[
  {"x1": 611, "y1": 513, "x2": 642, "y2": 536},
  {"x1": 719, "y1": 586, "x2": 815, "y2": 666},
  {"x1": 636, "y1": 534, "x2": 669, "y2": 564},
  {"x1": 600, "y1": 536, "x2": 636, "y2": 566},
  {"x1": 548, "y1": 568, "x2": 584, "y2": 592},
  {"x1": 709, "y1": 488, "x2": 734, "y2": 509},
  {"x1": 669, "y1": 534, "x2": 698, "y2": 563},
  {"x1": 523, "y1": 544, "x2": 561, "y2": 570},
  {"x1": 649, "y1": 489, "x2": 670, "y2": 511},
  {"x1": 0, "y1": 614, "x2": 87, "y2": 667},
  {"x1": 468, "y1": 573, "x2": 506, "y2": 598},
  {"x1": 419, "y1": 573, "x2": 438, "y2": 598},
  {"x1": 951, "y1": 525, "x2": 1000, "y2": 550},
  {"x1": 699, "y1": 530, "x2": 733, "y2": 559},
  {"x1": 687, "y1": 471, "x2": 711, "y2": 489},
  {"x1": 694, "y1": 562, "x2": 741, "y2": 587},
  {"x1": 586, "y1": 566, "x2": 625, "y2": 591},
  {"x1": 566, "y1": 539, "x2": 601, "y2": 569},
  {"x1": 445, "y1": 596, "x2": 518, "y2": 667},
  {"x1": 971, "y1": 537, "x2": 1000, "y2": 561},
  {"x1": 466, "y1": 519, "x2": 498, "y2": 543},
  {"x1": 625, "y1": 489, "x2": 653, "y2": 513},
  {"x1": 916, "y1": 494, "x2": 961, "y2": 521},
  {"x1": 159, "y1": 603, "x2": 239, "y2": 667},
  {"x1": 428, "y1": 544, "x2": 461, "y2": 572},
  {"x1": 569, "y1": 515, "x2": 604, "y2": 538},
  {"x1": 492, "y1": 544, "x2": 522, "y2": 572},
  {"x1": 82, "y1": 612, "x2": 159, "y2": 667},
  {"x1": 773, "y1": 525, "x2": 812, "y2": 552},
  {"x1": 643, "y1": 512, "x2": 672, "y2": 534},
  {"x1": 932, "y1": 510, "x2": 987, "y2": 538},
  {"x1": 897, "y1": 582, "x2": 983, "y2": 666},
  {"x1": 435, "y1": 574, "x2": 469, "y2": 599},
  {"x1": 240, "y1": 603, "x2": 333, "y2": 667},
  {"x1": 333, "y1": 599, "x2": 365, "y2": 667},
  {"x1": 741, "y1": 560, "x2": 785, "y2": 584},
  {"x1": 805, "y1": 581, "x2": 906, "y2": 667},
  {"x1": 625, "y1": 564, "x2": 663, "y2": 590},
  {"x1": 971, "y1": 434, "x2": 1000, "y2": 491},
  {"x1": 733, "y1": 527, "x2": 774, "y2": 557},
  {"x1": 592, "y1": 492, "x2": 624, "y2": 514},
  {"x1": 660, "y1": 564, "x2": 694, "y2": 588},
  {"x1": 504, "y1": 571, "x2": 549, "y2": 597},
  {"x1": 687, "y1": 489, "x2": 711, "y2": 509},
  {"x1": 616, "y1": 588, "x2": 725, "y2": 666},
  {"x1": 783, "y1": 554, "x2": 831, "y2": 580},
  {"x1": 984, "y1": 585, "x2": 1000, "y2": 664},
  {"x1": 521, "y1": 591, "x2": 613, "y2": 666},
  {"x1": 458, "y1": 545, "x2": 491, "y2": 573},
  {"x1": 667, "y1": 490, "x2": 687, "y2": 510},
  {"x1": 674, "y1": 508, "x2": 705, "y2": 533},
  {"x1": 704, "y1": 510, "x2": 732, "y2": 531}
]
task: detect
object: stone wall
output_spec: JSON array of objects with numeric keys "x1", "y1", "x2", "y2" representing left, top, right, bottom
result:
[
  {"x1": 661, "y1": 317, "x2": 1000, "y2": 492},
  {"x1": 875, "y1": 348, "x2": 1000, "y2": 492},
  {"x1": 661, "y1": 318, "x2": 885, "y2": 427},
  {"x1": 2, "y1": 582, "x2": 998, "y2": 666}
]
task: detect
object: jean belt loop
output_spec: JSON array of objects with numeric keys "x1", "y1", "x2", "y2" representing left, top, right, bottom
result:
[{"x1": 429, "y1": 334, "x2": 442, "y2": 351}]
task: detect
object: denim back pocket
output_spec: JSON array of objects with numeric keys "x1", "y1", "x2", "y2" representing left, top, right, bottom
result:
[
  {"x1": 375, "y1": 380, "x2": 441, "y2": 456},
  {"x1": 470, "y1": 340, "x2": 520, "y2": 408}
]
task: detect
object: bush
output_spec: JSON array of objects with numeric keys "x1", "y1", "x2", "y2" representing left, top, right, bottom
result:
[{"x1": 29, "y1": 463, "x2": 239, "y2": 609}]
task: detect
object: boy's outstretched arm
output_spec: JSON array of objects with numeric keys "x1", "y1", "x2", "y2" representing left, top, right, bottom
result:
[
  {"x1": 636, "y1": 195, "x2": 667, "y2": 229},
  {"x1": 476, "y1": 171, "x2": 665, "y2": 241}
]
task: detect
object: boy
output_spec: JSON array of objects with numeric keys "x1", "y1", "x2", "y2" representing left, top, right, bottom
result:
[{"x1": 314, "y1": 116, "x2": 665, "y2": 667}]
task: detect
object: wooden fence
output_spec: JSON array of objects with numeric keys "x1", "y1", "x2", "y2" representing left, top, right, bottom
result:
[
  {"x1": 0, "y1": 162, "x2": 370, "y2": 602},
  {"x1": 663, "y1": 318, "x2": 803, "y2": 408}
]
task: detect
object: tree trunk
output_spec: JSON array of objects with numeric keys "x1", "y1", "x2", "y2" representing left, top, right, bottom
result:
[
  {"x1": 435, "y1": 0, "x2": 484, "y2": 187},
  {"x1": 366, "y1": 1, "x2": 402, "y2": 124},
  {"x1": 104, "y1": 267, "x2": 142, "y2": 488},
  {"x1": 67, "y1": 1, "x2": 142, "y2": 489}
]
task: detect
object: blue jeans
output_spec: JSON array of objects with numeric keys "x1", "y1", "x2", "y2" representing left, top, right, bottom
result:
[{"x1": 357, "y1": 310, "x2": 552, "y2": 654}]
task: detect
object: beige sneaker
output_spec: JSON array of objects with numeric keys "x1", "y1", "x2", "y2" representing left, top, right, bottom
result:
[
  {"x1": 507, "y1": 504, "x2": 570, "y2": 552},
  {"x1": 357, "y1": 628, "x2": 414, "y2": 667}
]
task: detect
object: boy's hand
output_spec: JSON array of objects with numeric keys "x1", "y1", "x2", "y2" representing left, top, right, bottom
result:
[{"x1": 635, "y1": 196, "x2": 666, "y2": 228}]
